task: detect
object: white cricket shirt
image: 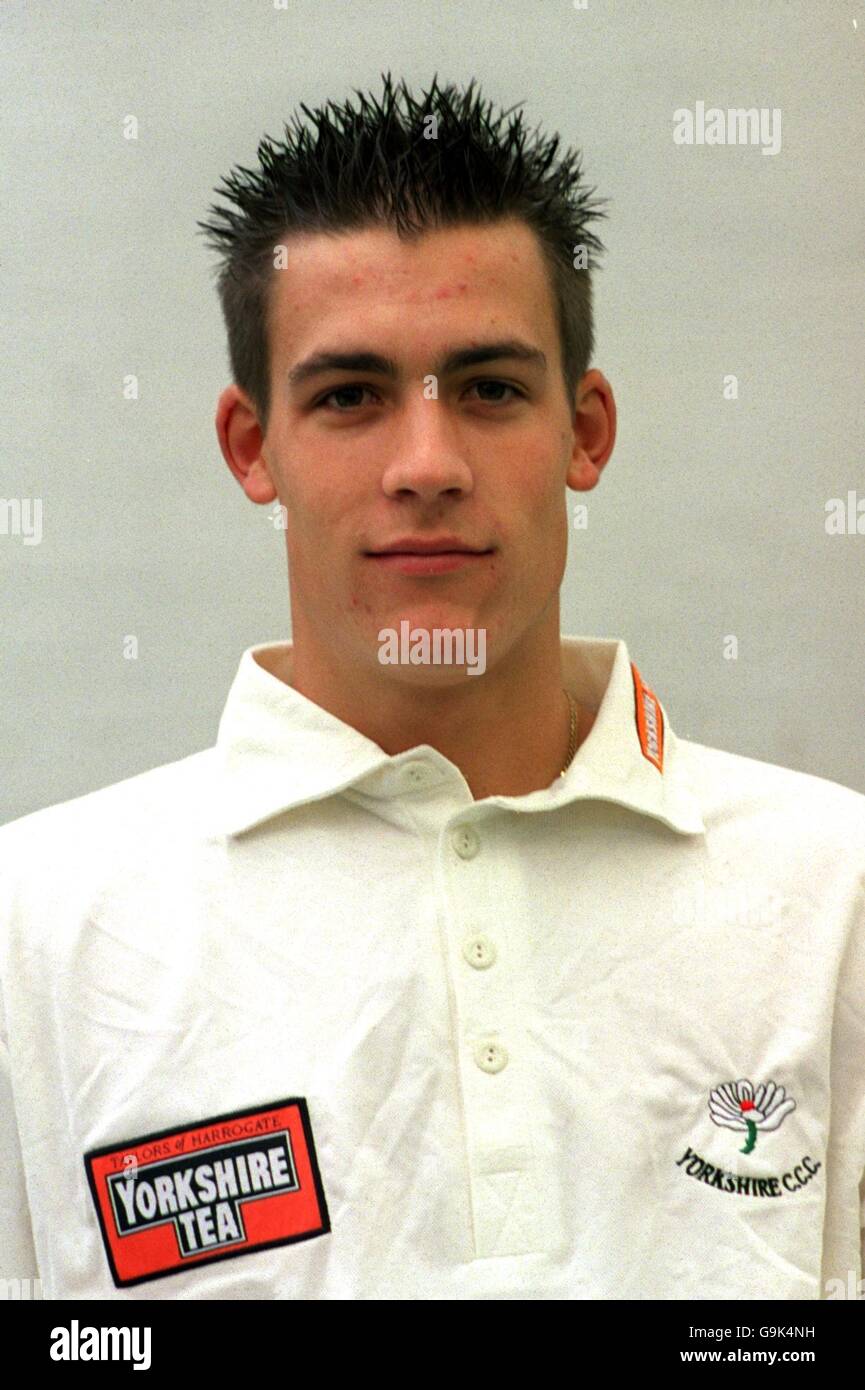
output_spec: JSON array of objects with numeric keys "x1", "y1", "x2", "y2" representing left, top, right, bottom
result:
[{"x1": 1, "y1": 634, "x2": 863, "y2": 1300}]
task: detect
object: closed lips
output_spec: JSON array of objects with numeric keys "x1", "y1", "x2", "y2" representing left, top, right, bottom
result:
[{"x1": 366, "y1": 539, "x2": 492, "y2": 554}]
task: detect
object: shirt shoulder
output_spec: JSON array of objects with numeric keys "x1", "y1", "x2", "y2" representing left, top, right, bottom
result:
[
  {"x1": 676, "y1": 733, "x2": 865, "y2": 852},
  {"x1": 0, "y1": 748, "x2": 219, "y2": 898}
]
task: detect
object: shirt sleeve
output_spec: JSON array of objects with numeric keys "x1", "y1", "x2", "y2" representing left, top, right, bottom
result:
[
  {"x1": 0, "y1": 952, "x2": 40, "y2": 1286},
  {"x1": 832, "y1": 861, "x2": 865, "y2": 1295}
]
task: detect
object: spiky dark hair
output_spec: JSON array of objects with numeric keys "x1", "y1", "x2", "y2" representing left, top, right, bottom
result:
[{"x1": 197, "y1": 72, "x2": 608, "y2": 433}]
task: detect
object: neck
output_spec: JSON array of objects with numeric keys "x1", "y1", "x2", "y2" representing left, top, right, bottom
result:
[{"x1": 274, "y1": 614, "x2": 595, "y2": 800}]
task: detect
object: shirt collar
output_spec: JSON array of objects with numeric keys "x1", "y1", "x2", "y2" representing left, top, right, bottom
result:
[{"x1": 210, "y1": 635, "x2": 706, "y2": 838}]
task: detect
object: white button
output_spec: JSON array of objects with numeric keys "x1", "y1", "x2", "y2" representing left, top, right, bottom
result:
[
  {"x1": 402, "y1": 761, "x2": 430, "y2": 787},
  {"x1": 462, "y1": 934, "x2": 497, "y2": 969},
  {"x1": 451, "y1": 825, "x2": 480, "y2": 859},
  {"x1": 474, "y1": 1041, "x2": 508, "y2": 1073}
]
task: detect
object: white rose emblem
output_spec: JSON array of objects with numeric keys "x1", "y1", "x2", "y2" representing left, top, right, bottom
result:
[{"x1": 708, "y1": 1078, "x2": 796, "y2": 1154}]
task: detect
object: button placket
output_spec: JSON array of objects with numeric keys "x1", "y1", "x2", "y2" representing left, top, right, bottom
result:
[{"x1": 440, "y1": 814, "x2": 549, "y2": 1257}]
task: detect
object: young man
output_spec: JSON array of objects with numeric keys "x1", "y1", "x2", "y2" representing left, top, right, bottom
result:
[{"x1": 1, "y1": 74, "x2": 863, "y2": 1301}]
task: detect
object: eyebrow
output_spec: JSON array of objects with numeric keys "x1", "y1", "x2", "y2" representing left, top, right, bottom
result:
[{"x1": 285, "y1": 339, "x2": 548, "y2": 390}]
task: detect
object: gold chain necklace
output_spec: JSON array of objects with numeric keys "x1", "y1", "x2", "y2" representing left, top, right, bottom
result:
[{"x1": 560, "y1": 691, "x2": 578, "y2": 777}]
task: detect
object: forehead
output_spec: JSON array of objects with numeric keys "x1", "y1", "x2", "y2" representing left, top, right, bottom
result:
[{"x1": 267, "y1": 218, "x2": 559, "y2": 362}]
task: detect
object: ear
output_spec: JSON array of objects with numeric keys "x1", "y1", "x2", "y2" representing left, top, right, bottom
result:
[
  {"x1": 565, "y1": 369, "x2": 617, "y2": 492},
  {"x1": 215, "y1": 385, "x2": 278, "y2": 504}
]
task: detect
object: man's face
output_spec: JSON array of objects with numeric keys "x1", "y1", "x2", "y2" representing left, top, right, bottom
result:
[{"x1": 256, "y1": 217, "x2": 598, "y2": 685}]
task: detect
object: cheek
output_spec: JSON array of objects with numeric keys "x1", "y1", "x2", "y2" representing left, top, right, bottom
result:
[
  {"x1": 510, "y1": 460, "x2": 566, "y2": 522},
  {"x1": 275, "y1": 453, "x2": 331, "y2": 521},
  {"x1": 279, "y1": 472, "x2": 366, "y2": 571}
]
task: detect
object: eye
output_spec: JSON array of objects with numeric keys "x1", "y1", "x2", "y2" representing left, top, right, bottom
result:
[
  {"x1": 312, "y1": 378, "x2": 526, "y2": 411},
  {"x1": 314, "y1": 384, "x2": 379, "y2": 411},
  {"x1": 466, "y1": 379, "x2": 525, "y2": 404}
]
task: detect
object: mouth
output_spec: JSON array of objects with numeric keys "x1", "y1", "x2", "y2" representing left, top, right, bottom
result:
[
  {"x1": 365, "y1": 537, "x2": 493, "y2": 556},
  {"x1": 363, "y1": 536, "x2": 494, "y2": 575},
  {"x1": 365, "y1": 549, "x2": 493, "y2": 575}
]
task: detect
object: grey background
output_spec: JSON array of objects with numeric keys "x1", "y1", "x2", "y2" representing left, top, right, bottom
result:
[{"x1": 2, "y1": 0, "x2": 863, "y2": 822}]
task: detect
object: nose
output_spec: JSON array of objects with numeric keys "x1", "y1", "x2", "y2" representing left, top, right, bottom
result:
[{"x1": 380, "y1": 392, "x2": 475, "y2": 503}]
